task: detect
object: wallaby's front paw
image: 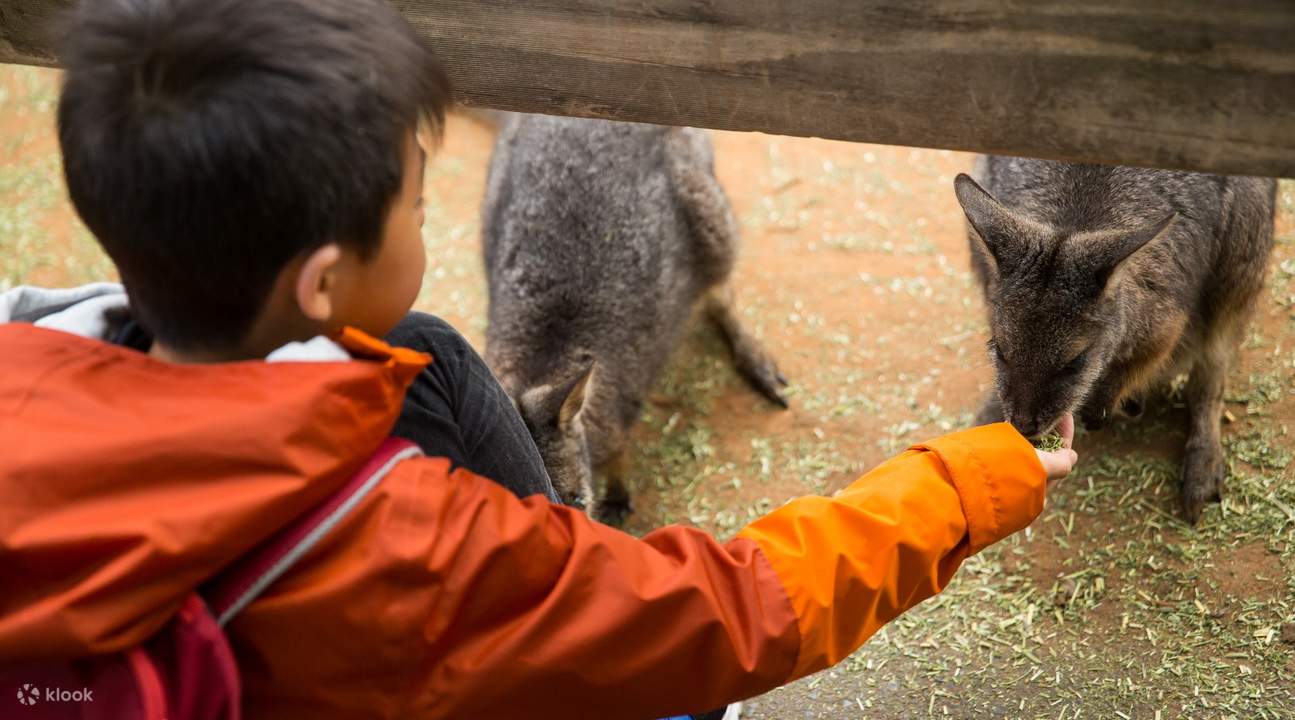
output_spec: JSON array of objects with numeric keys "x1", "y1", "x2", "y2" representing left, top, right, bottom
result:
[
  {"x1": 594, "y1": 487, "x2": 634, "y2": 527},
  {"x1": 1180, "y1": 444, "x2": 1224, "y2": 525},
  {"x1": 1079, "y1": 406, "x2": 1109, "y2": 432}
]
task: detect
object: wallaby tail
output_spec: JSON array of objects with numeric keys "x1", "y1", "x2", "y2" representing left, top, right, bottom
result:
[{"x1": 704, "y1": 287, "x2": 790, "y2": 409}]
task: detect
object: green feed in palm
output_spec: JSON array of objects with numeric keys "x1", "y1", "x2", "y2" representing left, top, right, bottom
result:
[{"x1": 1034, "y1": 432, "x2": 1065, "y2": 452}]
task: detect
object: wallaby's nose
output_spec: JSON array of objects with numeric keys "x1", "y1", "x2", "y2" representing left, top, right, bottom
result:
[{"x1": 1009, "y1": 413, "x2": 1039, "y2": 439}]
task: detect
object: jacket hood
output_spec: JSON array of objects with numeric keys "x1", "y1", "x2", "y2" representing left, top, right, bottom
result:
[{"x1": 0, "y1": 321, "x2": 428, "y2": 661}]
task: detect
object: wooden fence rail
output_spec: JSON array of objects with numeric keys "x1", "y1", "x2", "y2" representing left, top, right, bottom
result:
[{"x1": 4, "y1": 1, "x2": 1293, "y2": 177}]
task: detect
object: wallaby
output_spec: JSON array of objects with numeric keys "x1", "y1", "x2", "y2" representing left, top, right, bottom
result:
[
  {"x1": 482, "y1": 114, "x2": 788, "y2": 523},
  {"x1": 955, "y1": 156, "x2": 1276, "y2": 524}
]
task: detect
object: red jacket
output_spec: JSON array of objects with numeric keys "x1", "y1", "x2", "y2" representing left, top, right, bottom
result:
[{"x1": 0, "y1": 322, "x2": 1046, "y2": 718}]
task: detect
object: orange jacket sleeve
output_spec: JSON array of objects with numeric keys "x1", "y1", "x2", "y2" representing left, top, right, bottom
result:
[
  {"x1": 231, "y1": 423, "x2": 1045, "y2": 719},
  {"x1": 737, "y1": 422, "x2": 1046, "y2": 680}
]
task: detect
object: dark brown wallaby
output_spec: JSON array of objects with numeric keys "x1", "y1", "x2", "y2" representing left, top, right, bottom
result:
[
  {"x1": 956, "y1": 156, "x2": 1276, "y2": 524},
  {"x1": 482, "y1": 114, "x2": 788, "y2": 523}
]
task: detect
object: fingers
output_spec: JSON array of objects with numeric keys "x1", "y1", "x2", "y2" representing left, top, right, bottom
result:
[
  {"x1": 1036, "y1": 445, "x2": 1079, "y2": 482},
  {"x1": 1055, "y1": 412, "x2": 1075, "y2": 450}
]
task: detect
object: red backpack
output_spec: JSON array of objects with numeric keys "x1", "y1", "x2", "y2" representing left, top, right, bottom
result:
[{"x1": 3, "y1": 438, "x2": 421, "y2": 720}]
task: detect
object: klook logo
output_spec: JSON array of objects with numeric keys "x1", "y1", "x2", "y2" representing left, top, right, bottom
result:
[{"x1": 14, "y1": 684, "x2": 94, "y2": 706}]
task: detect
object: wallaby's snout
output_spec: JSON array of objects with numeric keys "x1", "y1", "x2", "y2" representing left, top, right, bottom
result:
[
  {"x1": 992, "y1": 340, "x2": 1093, "y2": 441},
  {"x1": 1005, "y1": 410, "x2": 1041, "y2": 440},
  {"x1": 1001, "y1": 389, "x2": 1074, "y2": 440}
]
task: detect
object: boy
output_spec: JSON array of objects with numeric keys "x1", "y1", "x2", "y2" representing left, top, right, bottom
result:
[{"x1": 0, "y1": 1, "x2": 1077, "y2": 718}]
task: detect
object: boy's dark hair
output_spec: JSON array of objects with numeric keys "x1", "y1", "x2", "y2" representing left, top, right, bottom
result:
[{"x1": 58, "y1": 0, "x2": 450, "y2": 350}]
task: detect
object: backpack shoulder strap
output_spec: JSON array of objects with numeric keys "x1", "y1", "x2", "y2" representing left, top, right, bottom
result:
[{"x1": 204, "y1": 437, "x2": 422, "y2": 627}]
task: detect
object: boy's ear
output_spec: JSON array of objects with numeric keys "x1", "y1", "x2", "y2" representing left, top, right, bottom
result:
[{"x1": 295, "y1": 243, "x2": 344, "y2": 322}]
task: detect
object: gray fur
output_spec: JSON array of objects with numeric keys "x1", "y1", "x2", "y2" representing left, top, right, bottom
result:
[
  {"x1": 482, "y1": 115, "x2": 787, "y2": 522},
  {"x1": 958, "y1": 156, "x2": 1276, "y2": 523}
]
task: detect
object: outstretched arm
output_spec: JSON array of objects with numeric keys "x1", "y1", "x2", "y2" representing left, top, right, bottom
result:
[{"x1": 407, "y1": 423, "x2": 1051, "y2": 717}]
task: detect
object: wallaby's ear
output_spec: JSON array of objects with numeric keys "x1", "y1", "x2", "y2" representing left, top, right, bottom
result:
[
  {"x1": 519, "y1": 357, "x2": 596, "y2": 430},
  {"x1": 1099, "y1": 212, "x2": 1177, "y2": 293},
  {"x1": 558, "y1": 360, "x2": 595, "y2": 428},
  {"x1": 954, "y1": 173, "x2": 1017, "y2": 275}
]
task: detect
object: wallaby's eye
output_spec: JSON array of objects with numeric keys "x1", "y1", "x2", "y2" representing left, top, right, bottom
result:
[{"x1": 1063, "y1": 352, "x2": 1088, "y2": 375}]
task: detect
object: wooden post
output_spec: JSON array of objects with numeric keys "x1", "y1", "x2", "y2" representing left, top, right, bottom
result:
[{"x1": 4, "y1": 0, "x2": 1293, "y2": 177}]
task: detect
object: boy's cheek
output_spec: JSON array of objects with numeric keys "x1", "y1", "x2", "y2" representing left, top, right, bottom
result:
[
  {"x1": 387, "y1": 227, "x2": 426, "y2": 325},
  {"x1": 401, "y1": 250, "x2": 426, "y2": 311},
  {"x1": 334, "y1": 244, "x2": 422, "y2": 339}
]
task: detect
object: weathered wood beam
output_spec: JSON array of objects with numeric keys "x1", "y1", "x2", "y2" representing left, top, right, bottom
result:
[
  {"x1": 5, "y1": 1, "x2": 1294, "y2": 177},
  {"x1": 0, "y1": 1, "x2": 63, "y2": 68}
]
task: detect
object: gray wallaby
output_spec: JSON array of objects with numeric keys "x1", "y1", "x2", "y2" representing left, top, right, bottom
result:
[
  {"x1": 955, "y1": 156, "x2": 1276, "y2": 523},
  {"x1": 482, "y1": 114, "x2": 788, "y2": 523}
]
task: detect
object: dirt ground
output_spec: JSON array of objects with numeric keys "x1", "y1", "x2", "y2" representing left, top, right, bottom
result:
[{"x1": 3, "y1": 65, "x2": 1294, "y2": 719}]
